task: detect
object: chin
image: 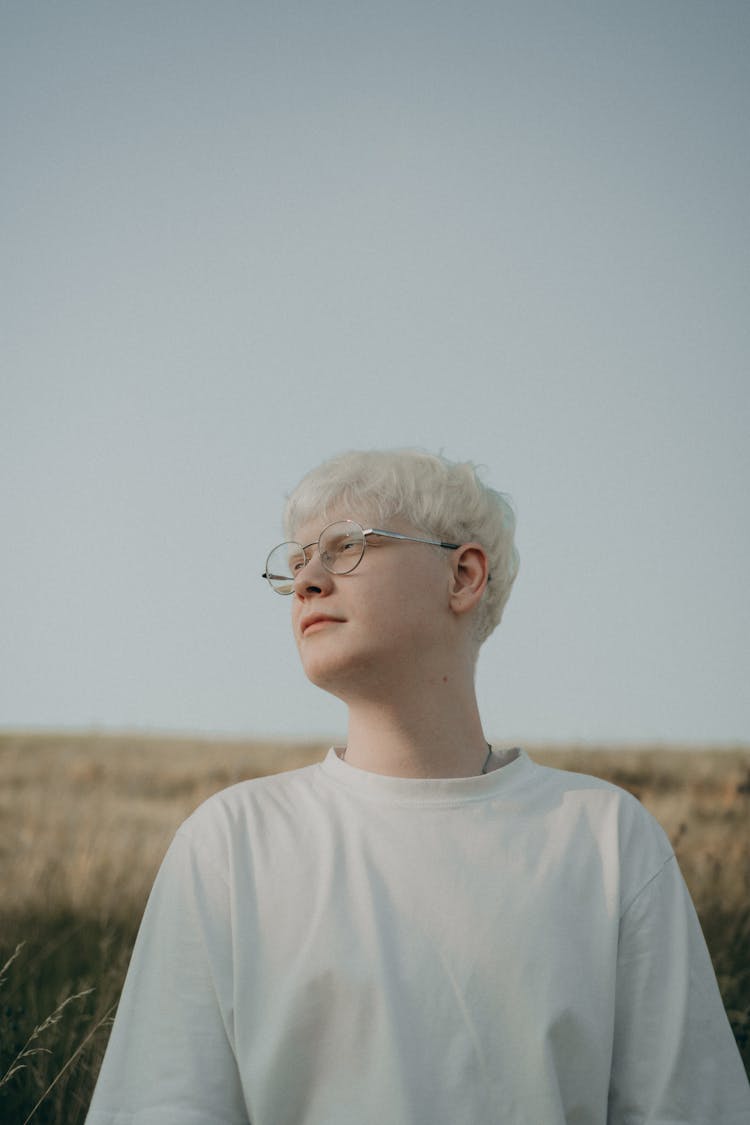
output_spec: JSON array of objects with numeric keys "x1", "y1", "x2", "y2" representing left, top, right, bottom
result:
[
  {"x1": 299, "y1": 648, "x2": 350, "y2": 693},
  {"x1": 298, "y1": 638, "x2": 369, "y2": 692},
  {"x1": 301, "y1": 647, "x2": 399, "y2": 704}
]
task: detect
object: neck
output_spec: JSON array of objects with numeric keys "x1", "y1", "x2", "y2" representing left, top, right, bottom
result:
[{"x1": 342, "y1": 676, "x2": 490, "y2": 779}]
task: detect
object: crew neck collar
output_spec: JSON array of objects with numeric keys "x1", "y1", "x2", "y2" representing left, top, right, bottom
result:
[{"x1": 318, "y1": 746, "x2": 533, "y2": 806}]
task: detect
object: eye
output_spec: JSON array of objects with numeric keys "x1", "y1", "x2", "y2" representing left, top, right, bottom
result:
[{"x1": 323, "y1": 536, "x2": 358, "y2": 560}]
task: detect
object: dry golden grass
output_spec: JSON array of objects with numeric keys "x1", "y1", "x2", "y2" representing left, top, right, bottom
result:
[
  {"x1": 1, "y1": 732, "x2": 329, "y2": 921},
  {"x1": 1, "y1": 732, "x2": 748, "y2": 1122}
]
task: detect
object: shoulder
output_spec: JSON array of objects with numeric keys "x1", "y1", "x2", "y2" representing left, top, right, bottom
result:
[
  {"x1": 526, "y1": 758, "x2": 675, "y2": 904},
  {"x1": 529, "y1": 757, "x2": 665, "y2": 826},
  {"x1": 169, "y1": 760, "x2": 325, "y2": 872},
  {"x1": 188, "y1": 759, "x2": 323, "y2": 819}
]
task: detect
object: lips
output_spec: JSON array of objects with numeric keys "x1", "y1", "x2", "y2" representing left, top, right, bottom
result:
[{"x1": 300, "y1": 614, "x2": 344, "y2": 636}]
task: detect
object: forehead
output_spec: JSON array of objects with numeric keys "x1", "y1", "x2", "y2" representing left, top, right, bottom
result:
[
  {"x1": 292, "y1": 508, "x2": 415, "y2": 544},
  {"x1": 293, "y1": 511, "x2": 372, "y2": 545}
]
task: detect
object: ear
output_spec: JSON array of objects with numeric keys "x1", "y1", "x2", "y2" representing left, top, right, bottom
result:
[{"x1": 448, "y1": 543, "x2": 489, "y2": 617}]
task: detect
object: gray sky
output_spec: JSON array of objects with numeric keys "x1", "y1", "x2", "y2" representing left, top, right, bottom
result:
[{"x1": 2, "y1": 1, "x2": 748, "y2": 745}]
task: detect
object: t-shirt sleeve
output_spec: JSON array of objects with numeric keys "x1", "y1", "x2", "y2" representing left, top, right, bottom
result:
[
  {"x1": 85, "y1": 827, "x2": 249, "y2": 1125},
  {"x1": 607, "y1": 854, "x2": 750, "y2": 1123}
]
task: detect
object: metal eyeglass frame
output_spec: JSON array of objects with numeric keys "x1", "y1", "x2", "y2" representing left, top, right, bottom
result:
[{"x1": 262, "y1": 520, "x2": 462, "y2": 594}]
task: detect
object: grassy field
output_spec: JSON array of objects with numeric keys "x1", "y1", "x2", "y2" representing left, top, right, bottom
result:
[{"x1": 1, "y1": 732, "x2": 748, "y2": 1122}]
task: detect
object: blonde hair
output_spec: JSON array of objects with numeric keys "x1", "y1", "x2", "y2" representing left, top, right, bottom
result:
[{"x1": 284, "y1": 449, "x2": 519, "y2": 644}]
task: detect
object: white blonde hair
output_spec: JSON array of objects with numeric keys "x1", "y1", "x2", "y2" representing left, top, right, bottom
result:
[{"x1": 284, "y1": 448, "x2": 519, "y2": 645}]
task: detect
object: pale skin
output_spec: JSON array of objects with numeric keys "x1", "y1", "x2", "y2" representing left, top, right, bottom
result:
[{"x1": 290, "y1": 509, "x2": 507, "y2": 779}]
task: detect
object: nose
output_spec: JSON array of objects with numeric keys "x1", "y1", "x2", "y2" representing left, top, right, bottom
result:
[{"x1": 293, "y1": 548, "x2": 333, "y2": 597}]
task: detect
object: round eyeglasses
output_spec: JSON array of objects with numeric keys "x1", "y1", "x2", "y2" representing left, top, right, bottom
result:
[{"x1": 262, "y1": 520, "x2": 462, "y2": 595}]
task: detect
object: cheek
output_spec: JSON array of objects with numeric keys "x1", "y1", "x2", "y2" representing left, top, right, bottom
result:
[{"x1": 380, "y1": 583, "x2": 449, "y2": 643}]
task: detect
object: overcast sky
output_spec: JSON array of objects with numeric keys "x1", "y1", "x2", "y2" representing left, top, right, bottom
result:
[{"x1": 2, "y1": 1, "x2": 748, "y2": 746}]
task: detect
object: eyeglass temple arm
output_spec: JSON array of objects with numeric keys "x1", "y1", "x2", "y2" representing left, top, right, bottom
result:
[{"x1": 364, "y1": 528, "x2": 461, "y2": 550}]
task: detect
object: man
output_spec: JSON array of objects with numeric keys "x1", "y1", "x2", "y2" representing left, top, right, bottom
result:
[{"x1": 87, "y1": 448, "x2": 749, "y2": 1123}]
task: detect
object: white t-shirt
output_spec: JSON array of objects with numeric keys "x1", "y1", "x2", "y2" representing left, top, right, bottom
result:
[{"x1": 86, "y1": 749, "x2": 749, "y2": 1124}]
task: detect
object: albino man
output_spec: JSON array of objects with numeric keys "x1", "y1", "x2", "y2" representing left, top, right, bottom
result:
[{"x1": 87, "y1": 448, "x2": 750, "y2": 1123}]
